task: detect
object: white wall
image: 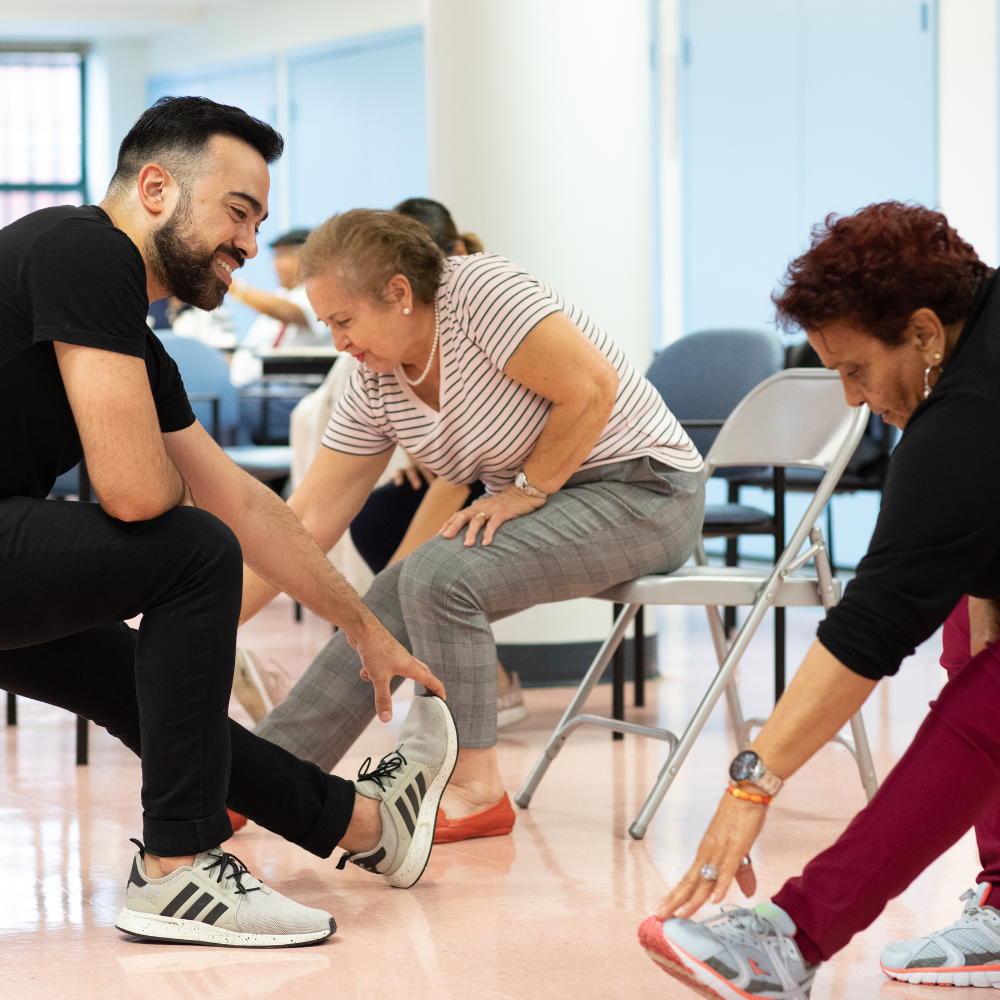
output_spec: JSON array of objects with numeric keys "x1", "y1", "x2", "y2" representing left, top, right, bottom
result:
[
  {"x1": 85, "y1": 39, "x2": 148, "y2": 201},
  {"x1": 146, "y1": 0, "x2": 421, "y2": 74},
  {"x1": 656, "y1": 0, "x2": 684, "y2": 346},
  {"x1": 426, "y1": 0, "x2": 655, "y2": 370},
  {"x1": 938, "y1": 0, "x2": 999, "y2": 265}
]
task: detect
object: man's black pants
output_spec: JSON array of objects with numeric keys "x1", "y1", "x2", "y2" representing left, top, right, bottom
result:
[{"x1": 0, "y1": 496, "x2": 355, "y2": 857}]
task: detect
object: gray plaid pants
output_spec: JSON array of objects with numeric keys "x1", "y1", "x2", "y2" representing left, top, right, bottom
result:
[{"x1": 254, "y1": 457, "x2": 704, "y2": 764}]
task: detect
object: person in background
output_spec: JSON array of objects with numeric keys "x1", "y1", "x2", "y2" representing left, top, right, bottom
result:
[{"x1": 228, "y1": 228, "x2": 333, "y2": 389}]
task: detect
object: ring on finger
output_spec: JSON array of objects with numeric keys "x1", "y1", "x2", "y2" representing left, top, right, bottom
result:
[
  {"x1": 475, "y1": 511, "x2": 488, "y2": 520},
  {"x1": 699, "y1": 863, "x2": 719, "y2": 882},
  {"x1": 740, "y1": 856, "x2": 751, "y2": 867}
]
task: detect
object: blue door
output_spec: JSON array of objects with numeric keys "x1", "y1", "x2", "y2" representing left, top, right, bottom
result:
[
  {"x1": 287, "y1": 27, "x2": 427, "y2": 227},
  {"x1": 680, "y1": 0, "x2": 936, "y2": 333}
]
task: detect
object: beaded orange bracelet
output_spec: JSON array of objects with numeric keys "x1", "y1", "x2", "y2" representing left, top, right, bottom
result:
[{"x1": 727, "y1": 784, "x2": 773, "y2": 805}]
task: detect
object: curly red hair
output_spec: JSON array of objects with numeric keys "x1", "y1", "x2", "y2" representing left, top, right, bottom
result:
[{"x1": 773, "y1": 202, "x2": 987, "y2": 344}]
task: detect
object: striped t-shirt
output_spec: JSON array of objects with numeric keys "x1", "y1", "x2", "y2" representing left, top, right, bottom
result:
[{"x1": 322, "y1": 253, "x2": 703, "y2": 493}]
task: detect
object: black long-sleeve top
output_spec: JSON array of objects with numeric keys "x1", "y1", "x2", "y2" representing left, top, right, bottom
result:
[{"x1": 818, "y1": 272, "x2": 1000, "y2": 679}]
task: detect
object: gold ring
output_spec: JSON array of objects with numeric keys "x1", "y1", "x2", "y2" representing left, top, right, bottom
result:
[{"x1": 475, "y1": 511, "x2": 488, "y2": 519}]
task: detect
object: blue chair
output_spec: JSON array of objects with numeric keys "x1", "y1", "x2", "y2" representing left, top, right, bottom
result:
[
  {"x1": 157, "y1": 334, "x2": 291, "y2": 484},
  {"x1": 642, "y1": 328, "x2": 788, "y2": 697}
]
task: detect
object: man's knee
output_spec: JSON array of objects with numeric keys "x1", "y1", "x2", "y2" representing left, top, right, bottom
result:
[{"x1": 157, "y1": 507, "x2": 243, "y2": 576}]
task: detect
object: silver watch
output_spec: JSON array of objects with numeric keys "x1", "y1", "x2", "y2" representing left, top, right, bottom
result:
[
  {"x1": 514, "y1": 470, "x2": 549, "y2": 499},
  {"x1": 729, "y1": 750, "x2": 783, "y2": 797}
]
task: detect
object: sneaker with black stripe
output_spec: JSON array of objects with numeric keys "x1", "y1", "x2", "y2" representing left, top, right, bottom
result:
[
  {"x1": 115, "y1": 840, "x2": 334, "y2": 947},
  {"x1": 336, "y1": 693, "x2": 458, "y2": 888}
]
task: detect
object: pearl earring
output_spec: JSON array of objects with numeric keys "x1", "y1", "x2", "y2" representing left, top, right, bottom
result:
[{"x1": 403, "y1": 307, "x2": 411, "y2": 315}]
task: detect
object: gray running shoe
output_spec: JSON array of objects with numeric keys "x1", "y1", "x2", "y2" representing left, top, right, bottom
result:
[
  {"x1": 116, "y1": 842, "x2": 334, "y2": 947},
  {"x1": 881, "y1": 883, "x2": 1000, "y2": 987},
  {"x1": 640, "y1": 902, "x2": 817, "y2": 999},
  {"x1": 336, "y1": 694, "x2": 458, "y2": 888}
]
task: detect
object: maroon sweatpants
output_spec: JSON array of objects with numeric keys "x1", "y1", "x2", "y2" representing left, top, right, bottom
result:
[{"x1": 773, "y1": 597, "x2": 1000, "y2": 965}]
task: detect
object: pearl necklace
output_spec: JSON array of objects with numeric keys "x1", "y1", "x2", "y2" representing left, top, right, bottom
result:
[{"x1": 400, "y1": 302, "x2": 440, "y2": 387}]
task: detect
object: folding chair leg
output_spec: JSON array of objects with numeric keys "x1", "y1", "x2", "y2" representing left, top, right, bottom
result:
[
  {"x1": 516, "y1": 604, "x2": 639, "y2": 808},
  {"x1": 705, "y1": 604, "x2": 746, "y2": 742}
]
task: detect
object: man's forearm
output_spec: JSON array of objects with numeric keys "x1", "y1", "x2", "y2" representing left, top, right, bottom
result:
[
  {"x1": 227, "y1": 474, "x2": 371, "y2": 634},
  {"x1": 749, "y1": 639, "x2": 877, "y2": 780}
]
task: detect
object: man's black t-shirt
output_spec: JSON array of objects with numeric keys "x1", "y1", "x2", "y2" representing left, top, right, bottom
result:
[
  {"x1": 0, "y1": 205, "x2": 195, "y2": 501},
  {"x1": 818, "y1": 271, "x2": 1000, "y2": 679}
]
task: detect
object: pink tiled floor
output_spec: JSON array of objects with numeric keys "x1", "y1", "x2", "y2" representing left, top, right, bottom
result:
[{"x1": 0, "y1": 596, "x2": 971, "y2": 999}]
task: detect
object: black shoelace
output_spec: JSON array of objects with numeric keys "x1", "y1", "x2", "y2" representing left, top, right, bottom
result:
[
  {"x1": 204, "y1": 850, "x2": 261, "y2": 895},
  {"x1": 130, "y1": 838, "x2": 260, "y2": 895},
  {"x1": 356, "y1": 747, "x2": 407, "y2": 792}
]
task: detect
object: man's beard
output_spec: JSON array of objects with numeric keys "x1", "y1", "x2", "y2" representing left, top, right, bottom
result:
[{"x1": 148, "y1": 199, "x2": 243, "y2": 311}]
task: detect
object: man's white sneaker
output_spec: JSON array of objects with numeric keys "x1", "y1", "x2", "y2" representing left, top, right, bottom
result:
[
  {"x1": 115, "y1": 841, "x2": 334, "y2": 947},
  {"x1": 232, "y1": 648, "x2": 293, "y2": 724},
  {"x1": 639, "y1": 903, "x2": 817, "y2": 999},
  {"x1": 881, "y1": 883, "x2": 1000, "y2": 986},
  {"x1": 336, "y1": 694, "x2": 458, "y2": 888}
]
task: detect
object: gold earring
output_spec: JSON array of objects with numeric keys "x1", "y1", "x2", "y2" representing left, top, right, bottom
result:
[{"x1": 933, "y1": 352, "x2": 941, "y2": 361}]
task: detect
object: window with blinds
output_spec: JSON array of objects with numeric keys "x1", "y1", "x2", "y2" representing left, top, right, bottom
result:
[{"x1": 0, "y1": 50, "x2": 86, "y2": 229}]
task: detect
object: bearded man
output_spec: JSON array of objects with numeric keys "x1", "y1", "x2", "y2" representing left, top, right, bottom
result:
[{"x1": 0, "y1": 96, "x2": 458, "y2": 947}]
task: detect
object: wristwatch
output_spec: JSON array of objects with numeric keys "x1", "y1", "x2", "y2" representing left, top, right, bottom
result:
[
  {"x1": 729, "y1": 750, "x2": 784, "y2": 798},
  {"x1": 514, "y1": 470, "x2": 549, "y2": 499}
]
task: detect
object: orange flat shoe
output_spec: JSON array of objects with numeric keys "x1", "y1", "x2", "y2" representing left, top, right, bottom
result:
[
  {"x1": 434, "y1": 792, "x2": 516, "y2": 844},
  {"x1": 227, "y1": 808, "x2": 248, "y2": 833}
]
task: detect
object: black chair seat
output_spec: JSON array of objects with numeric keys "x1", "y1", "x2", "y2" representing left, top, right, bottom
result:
[{"x1": 702, "y1": 503, "x2": 774, "y2": 538}]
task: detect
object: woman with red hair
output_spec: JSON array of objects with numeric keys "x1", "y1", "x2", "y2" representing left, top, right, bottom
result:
[{"x1": 639, "y1": 201, "x2": 1000, "y2": 997}]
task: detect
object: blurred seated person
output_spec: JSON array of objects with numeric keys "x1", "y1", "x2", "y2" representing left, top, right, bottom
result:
[{"x1": 229, "y1": 228, "x2": 333, "y2": 388}]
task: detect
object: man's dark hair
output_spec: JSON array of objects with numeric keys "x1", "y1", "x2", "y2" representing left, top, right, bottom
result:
[
  {"x1": 270, "y1": 228, "x2": 311, "y2": 249},
  {"x1": 108, "y1": 95, "x2": 284, "y2": 197}
]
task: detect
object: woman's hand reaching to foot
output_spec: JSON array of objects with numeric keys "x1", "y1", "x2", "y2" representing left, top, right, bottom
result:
[{"x1": 655, "y1": 791, "x2": 767, "y2": 920}]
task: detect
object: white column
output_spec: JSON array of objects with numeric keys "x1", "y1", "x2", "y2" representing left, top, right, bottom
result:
[
  {"x1": 426, "y1": 0, "x2": 654, "y2": 369},
  {"x1": 426, "y1": 0, "x2": 657, "y2": 653},
  {"x1": 85, "y1": 40, "x2": 149, "y2": 202},
  {"x1": 938, "y1": 0, "x2": 999, "y2": 266}
]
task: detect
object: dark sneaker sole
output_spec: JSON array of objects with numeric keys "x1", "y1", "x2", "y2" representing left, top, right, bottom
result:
[
  {"x1": 115, "y1": 908, "x2": 335, "y2": 948},
  {"x1": 638, "y1": 916, "x2": 753, "y2": 1000},
  {"x1": 387, "y1": 696, "x2": 459, "y2": 889},
  {"x1": 881, "y1": 962, "x2": 1000, "y2": 987}
]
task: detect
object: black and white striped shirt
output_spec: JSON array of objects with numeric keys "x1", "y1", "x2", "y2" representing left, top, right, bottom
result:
[{"x1": 322, "y1": 254, "x2": 703, "y2": 493}]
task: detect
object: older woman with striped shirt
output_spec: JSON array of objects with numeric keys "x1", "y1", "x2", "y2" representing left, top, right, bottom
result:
[{"x1": 239, "y1": 209, "x2": 704, "y2": 845}]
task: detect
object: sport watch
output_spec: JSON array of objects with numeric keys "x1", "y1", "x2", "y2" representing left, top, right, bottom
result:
[
  {"x1": 514, "y1": 470, "x2": 549, "y2": 499},
  {"x1": 729, "y1": 750, "x2": 784, "y2": 798}
]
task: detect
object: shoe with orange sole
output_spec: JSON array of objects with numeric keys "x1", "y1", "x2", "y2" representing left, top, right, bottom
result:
[{"x1": 434, "y1": 792, "x2": 516, "y2": 844}]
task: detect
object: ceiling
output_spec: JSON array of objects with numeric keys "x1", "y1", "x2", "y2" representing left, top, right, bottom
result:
[{"x1": 0, "y1": 2, "x2": 219, "y2": 40}]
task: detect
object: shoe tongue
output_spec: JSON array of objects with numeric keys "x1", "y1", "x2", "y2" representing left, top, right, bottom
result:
[{"x1": 754, "y1": 901, "x2": 797, "y2": 936}]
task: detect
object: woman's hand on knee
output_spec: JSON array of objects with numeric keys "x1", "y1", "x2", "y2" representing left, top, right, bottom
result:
[
  {"x1": 655, "y1": 791, "x2": 767, "y2": 921},
  {"x1": 440, "y1": 486, "x2": 545, "y2": 547},
  {"x1": 348, "y1": 623, "x2": 446, "y2": 721}
]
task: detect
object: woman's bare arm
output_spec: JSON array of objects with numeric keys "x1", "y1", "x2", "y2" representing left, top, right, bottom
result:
[{"x1": 239, "y1": 446, "x2": 392, "y2": 623}]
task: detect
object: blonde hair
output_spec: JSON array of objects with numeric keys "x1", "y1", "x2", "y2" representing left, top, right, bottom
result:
[
  {"x1": 299, "y1": 209, "x2": 445, "y2": 304},
  {"x1": 460, "y1": 231, "x2": 484, "y2": 254}
]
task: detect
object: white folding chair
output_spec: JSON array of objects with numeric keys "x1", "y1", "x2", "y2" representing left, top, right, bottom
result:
[{"x1": 515, "y1": 369, "x2": 878, "y2": 839}]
